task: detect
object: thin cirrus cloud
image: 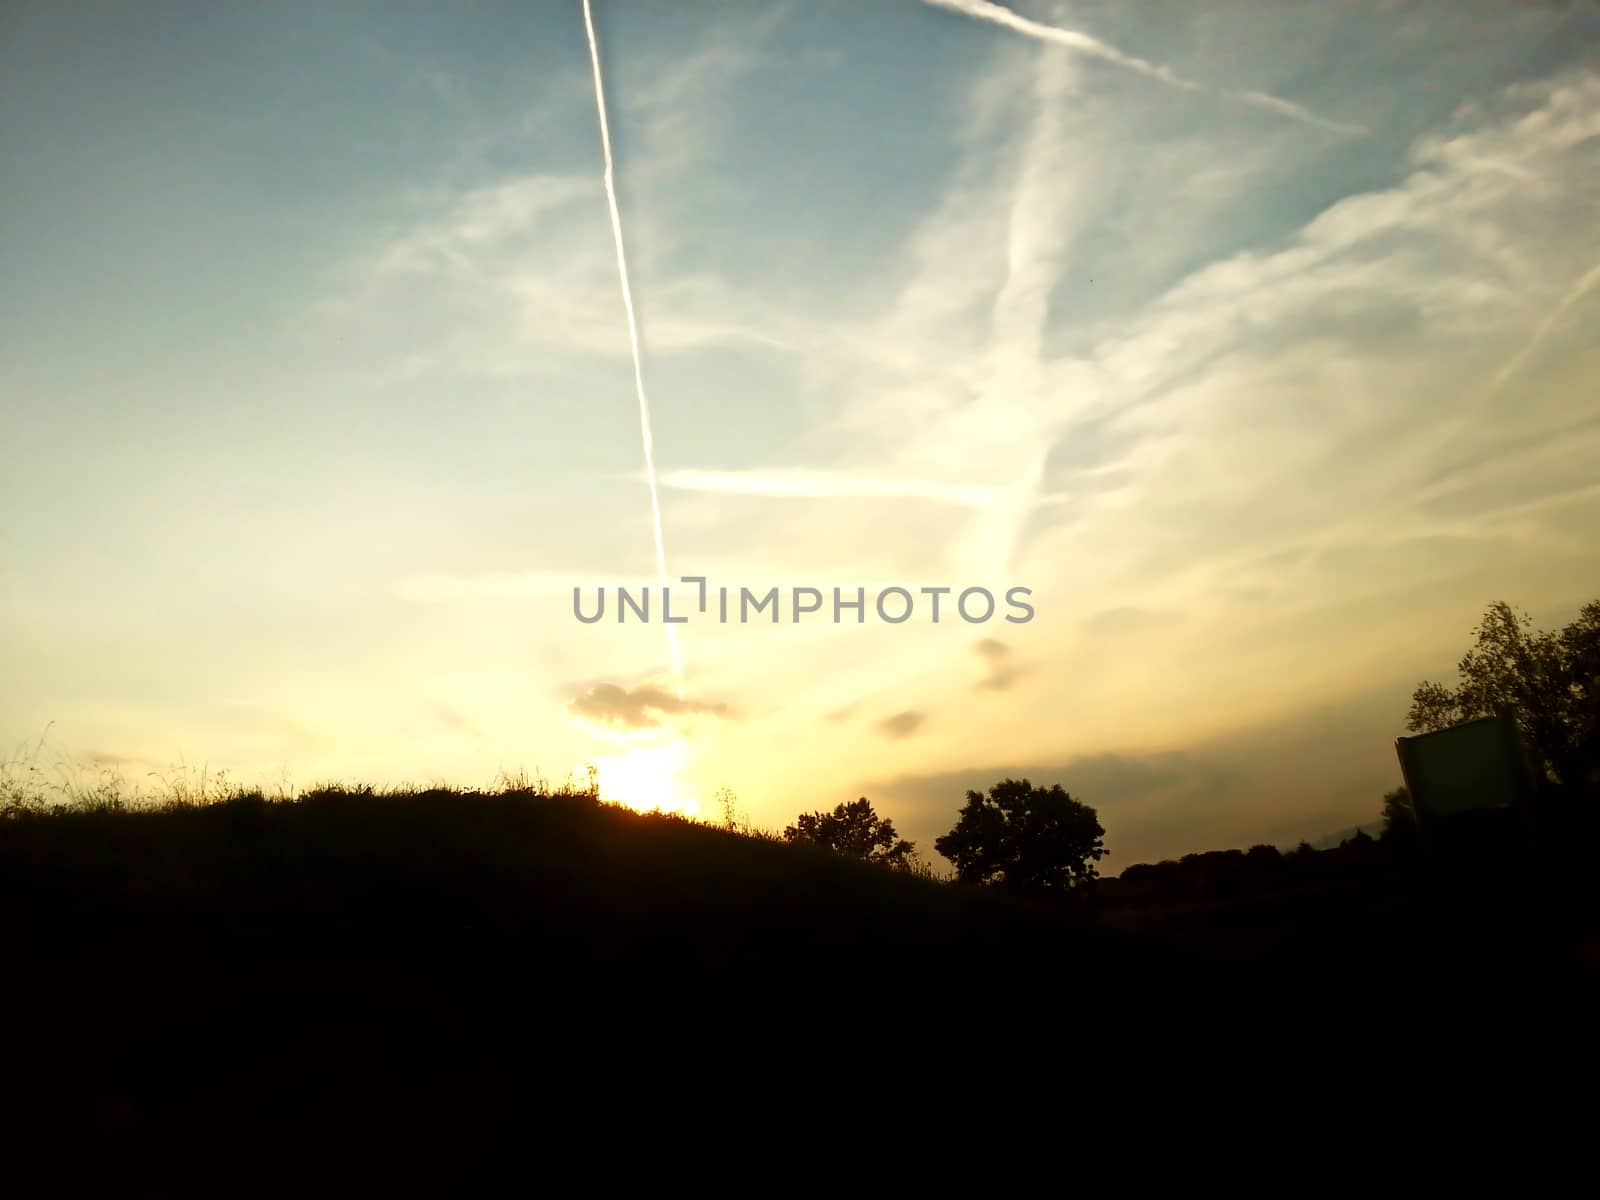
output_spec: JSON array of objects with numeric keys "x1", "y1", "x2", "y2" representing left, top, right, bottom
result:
[
  {"x1": 321, "y1": 13, "x2": 802, "y2": 387},
  {"x1": 0, "y1": 0, "x2": 1539, "y2": 870},
  {"x1": 353, "y1": 26, "x2": 1598, "y2": 634},
  {"x1": 375, "y1": 40, "x2": 1597, "y2": 749},
  {"x1": 1487, "y1": 256, "x2": 1600, "y2": 398},
  {"x1": 657, "y1": 467, "x2": 998, "y2": 508},
  {"x1": 245, "y1": 14, "x2": 1600, "y2": 865},
  {"x1": 396, "y1": 570, "x2": 663, "y2": 604},
  {"x1": 655, "y1": 48, "x2": 1598, "y2": 862},
  {"x1": 337, "y1": 172, "x2": 791, "y2": 374},
  {"x1": 8, "y1": 2, "x2": 1587, "y2": 863},
  {"x1": 820, "y1": 66, "x2": 1600, "y2": 612}
]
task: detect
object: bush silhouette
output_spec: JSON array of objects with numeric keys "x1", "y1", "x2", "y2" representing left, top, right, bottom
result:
[
  {"x1": 1380, "y1": 786, "x2": 1417, "y2": 843},
  {"x1": 782, "y1": 796, "x2": 915, "y2": 868},
  {"x1": 934, "y1": 778, "x2": 1104, "y2": 894}
]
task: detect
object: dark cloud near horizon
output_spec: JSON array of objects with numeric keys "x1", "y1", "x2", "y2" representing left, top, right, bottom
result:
[
  {"x1": 866, "y1": 676, "x2": 1420, "y2": 870},
  {"x1": 86, "y1": 750, "x2": 165, "y2": 773},
  {"x1": 569, "y1": 682, "x2": 729, "y2": 730},
  {"x1": 876, "y1": 710, "x2": 926, "y2": 739},
  {"x1": 872, "y1": 750, "x2": 1244, "y2": 868}
]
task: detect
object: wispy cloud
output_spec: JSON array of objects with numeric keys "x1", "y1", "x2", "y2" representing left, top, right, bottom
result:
[
  {"x1": 570, "y1": 681, "x2": 730, "y2": 730},
  {"x1": 973, "y1": 637, "x2": 1025, "y2": 691},
  {"x1": 319, "y1": 13, "x2": 799, "y2": 385},
  {"x1": 699, "y1": 57, "x2": 1600, "y2": 828},
  {"x1": 1488, "y1": 255, "x2": 1600, "y2": 396},
  {"x1": 334, "y1": 172, "x2": 791, "y2": 375},
  {"x1": 658, "y1": 467, "x2": 997, "y2": 507},
  {"x1": 283, "y1": 15, "x2": 1600, "y2": 851},
  {"x1": 396, "y1": 570, "x2": 629, "y2": 604},
  {"x1": 876, "y1": 710, "x2": 928, "y2": 740},
  {"x1": 13, "y1": 0, "x2": 1595, "y2": 867}
]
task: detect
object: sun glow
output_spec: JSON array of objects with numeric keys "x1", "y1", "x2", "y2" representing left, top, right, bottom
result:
[{"x1": 585, "y1": 739, "x2": 699, "y2": 817}]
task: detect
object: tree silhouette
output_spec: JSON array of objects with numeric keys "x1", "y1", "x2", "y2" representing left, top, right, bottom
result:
[
  {"x1": 783, "y1": 797, "x2": 915, "y2": 868},
  {"x1": 1379, "y1": 786, "x2": 1416, "y2": 841},
  {"x1": 1408, "y1": 599, "x2": 1600, "y2": 790},
  {"x1": 934, "y1": 778, "x2": 1104, "y2": 893}
]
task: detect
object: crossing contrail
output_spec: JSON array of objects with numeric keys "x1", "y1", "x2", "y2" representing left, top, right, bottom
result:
[
  {"x1": 1489, "y1": 255, "x2": 1600, "y2": 397},
  {"x1": 582, "y1": 0, "x2": 683, "y2": 682},
  {"x1": 920, "y1": 0, "x2": 1366, "y2": 136}
]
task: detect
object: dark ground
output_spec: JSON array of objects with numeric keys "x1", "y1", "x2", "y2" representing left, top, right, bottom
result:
[{"x1": 4, "y1": 788, "x2": 1594, "y2": 1173}]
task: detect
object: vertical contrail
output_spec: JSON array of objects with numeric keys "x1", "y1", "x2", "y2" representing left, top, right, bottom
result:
[{"x1": 582, "y1": 0, "x2": 683, "y2": 682}]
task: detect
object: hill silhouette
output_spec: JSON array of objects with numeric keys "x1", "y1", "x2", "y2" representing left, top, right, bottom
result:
[
  {"x1": 4, "y1": 785, "x2": 1155, "y2": 1148},
  {"x1": 5, "y1": 781, "x2": 1596, "y2": 1169}
]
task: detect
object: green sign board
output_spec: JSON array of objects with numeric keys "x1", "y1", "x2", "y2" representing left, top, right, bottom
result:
[{"x1": 1394, "y1": 712, "x2": 1534, "y2": 824}]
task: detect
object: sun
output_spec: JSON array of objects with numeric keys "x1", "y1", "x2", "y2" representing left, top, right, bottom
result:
[{"x1": 584, "y1": 739, "x2": 699, "y2": 817}]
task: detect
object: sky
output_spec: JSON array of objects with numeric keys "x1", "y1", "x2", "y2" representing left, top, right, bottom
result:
[{"x1": 4, "y1": 0, "x2": 1599, "y2": 870}]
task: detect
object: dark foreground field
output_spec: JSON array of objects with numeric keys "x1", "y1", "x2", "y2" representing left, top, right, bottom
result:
[{"x1": 4, "y1": 787, "x2": 1595, "y2": 1166}]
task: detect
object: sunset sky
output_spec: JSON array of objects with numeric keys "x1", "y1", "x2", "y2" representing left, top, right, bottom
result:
[{"x1": 4, "y1": 0, "x2": 1598, "y2": 869}]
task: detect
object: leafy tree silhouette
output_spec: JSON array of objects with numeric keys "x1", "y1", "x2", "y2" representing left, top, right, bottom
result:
[
  {"x1": 782, "y1": 797, "x2": 915, "y2": 868},
  {"x1": 1379, "y1": 786, "x2": 1416, "y2": 843},
  {"x1": 934, "y1": 778, "x2": 1104, "y2": 894},
  {"x1": 1408, "y1": 599, "x2": 1600, "y2": 791}
]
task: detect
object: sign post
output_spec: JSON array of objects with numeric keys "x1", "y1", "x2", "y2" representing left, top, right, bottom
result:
[{"x1": 1394, "y1": 711, "x2": 1538, "y2": 865}]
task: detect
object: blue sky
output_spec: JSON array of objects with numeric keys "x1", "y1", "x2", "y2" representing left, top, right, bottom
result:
[{"x1": 4, "y1": 0, "x2": 1598, "y2": 866}]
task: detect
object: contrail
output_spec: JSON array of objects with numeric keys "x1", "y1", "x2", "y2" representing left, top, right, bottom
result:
[
  {"x1": 1399, "y1": 255, "x2": 1600, "y2": 517},
  {"x1": 582, "y1": 0, "x2": 683, "y2": 682},
  {"x1": 1489, "y1": 256, "x2": 1600, "y2": 396},
  {"x1": 920, "y1": 0, "x2": 1366, "y2": 136}
]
